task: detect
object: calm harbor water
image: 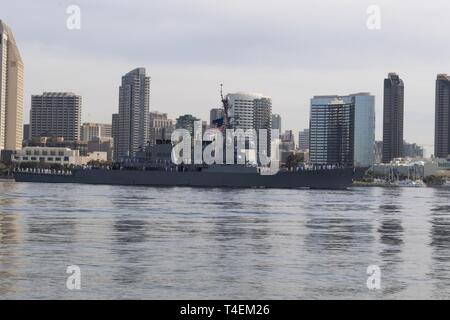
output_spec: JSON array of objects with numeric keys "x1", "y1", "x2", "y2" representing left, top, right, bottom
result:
[{"x1": 1, "y1": 180, "x2": 450, "y2": 299}]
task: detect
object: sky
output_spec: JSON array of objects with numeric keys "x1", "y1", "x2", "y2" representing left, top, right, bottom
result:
[{"x1": 2, "y1": 0, "x2": 450, "y2": 155}]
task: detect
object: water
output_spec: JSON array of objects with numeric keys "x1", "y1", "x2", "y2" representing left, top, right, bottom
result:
[{"x1": 1, "y1": 180, "x2": 450, "y2": 299}]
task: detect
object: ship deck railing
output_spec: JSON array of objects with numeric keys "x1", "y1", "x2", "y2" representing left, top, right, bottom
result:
[
  {"x1": 13, "y1": 164, "x2": 351, "y2": 176},
  {"x1": 14, "y1": 168, "x2": 74, "y2": 176}
]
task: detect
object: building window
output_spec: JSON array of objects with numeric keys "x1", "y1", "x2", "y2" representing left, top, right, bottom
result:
[
  {"x1": 31, "y1": 157, "x2": 37, "y2": 161},
  {"x1": 55, "y1": 157, "x2": 61, "y2": 161}
]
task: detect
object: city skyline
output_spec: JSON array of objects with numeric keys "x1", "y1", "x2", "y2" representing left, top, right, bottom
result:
[
  {"x1": 3, "y1": 1, "x2": 450, "y2": 156},
  {"x1": 3, "y1": 1, "x2": 450, "y2": 303}
]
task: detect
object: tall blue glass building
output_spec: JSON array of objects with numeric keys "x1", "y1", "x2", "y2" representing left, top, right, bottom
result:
[{"x1": 310, "y1": 93, "x2": 375, "y2": 167}]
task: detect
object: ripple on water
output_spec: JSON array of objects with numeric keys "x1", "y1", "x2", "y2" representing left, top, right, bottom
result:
[{"x1": 0, "y1": 182, "x2": 449, "y2": 299}]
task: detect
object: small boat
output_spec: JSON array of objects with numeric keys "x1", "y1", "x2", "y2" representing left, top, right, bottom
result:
[{"x1": 398, "y1": 179, "x2": 426, "y2": 188}]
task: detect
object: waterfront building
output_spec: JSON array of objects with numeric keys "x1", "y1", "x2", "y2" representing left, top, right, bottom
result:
[
  {"x1": 383, "y1": 73, "x2": 404, "y2": 163},
  {"x1": 309, "y1": 97, "x2": 354, "y2": 167},
  {"x1": 271, "y1": 114, "x2": 282, "y2": 131},
  {"x1": 112, "y1": 113, "x2": 119, "y2": 161},
  {"x1": 298, "y1": 128, "x2": 309, "y2": 151},
  {"x1": 0, "y1": 20, "x2": 24, "y2": 152},
  {"x1": 11, "y1": 146, "x2": 107, "y2": 166},
  {"x1": 435, "y1": 74, "x2": 450, "y2": 159},
  {"x1": 30, "y1": 92, "x2": 82, "y2": 141},
  {"x1": 81, "y1": 123, "x2": 112, "y2": 141},
  {"x1": 372, "y1": 158, "x2": 437, "y2": 179},
  {"x1": 87, "y1": 136, "x2": 114, "y2": 161},
  {"x1": 117, "y1": 68, "x2": 150, "y2": 159},
  {"x1": 350, "y1": 93, "x2": 375, "y2": 167},
  {"x1": 310, "y1": 93, "x2": 374, "y2": 167},
  {"x1": 24, "y1": 136, "x2": 88, "y2": 157},
  {"x1": 403, "y1": 141, "x2": 424, "y2": 159},
  {"x1": 149, "y1": 111, "x2": 174, "y2": 145}
]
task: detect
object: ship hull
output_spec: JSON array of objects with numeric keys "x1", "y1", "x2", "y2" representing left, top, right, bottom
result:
[{"x1": 13, "y1": 168, "x2": 354, "y2": 189}]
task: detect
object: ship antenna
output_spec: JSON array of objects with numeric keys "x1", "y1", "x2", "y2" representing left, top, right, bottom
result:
[
  {"x1": 220, "y1": 83, "x2": 231, "y2": 129},
  {"x1": 220, "y1": 83, "x2": 224, "y2": 101}
]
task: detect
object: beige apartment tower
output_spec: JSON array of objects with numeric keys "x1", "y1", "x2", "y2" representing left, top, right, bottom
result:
[
  {"x1": 0, "y1": 20, "x2": 24, "y2": 152},
  {"x1": 117, "y1": 68, "x2": 150, "y2": 159},
  {"x1": 31, "y1": 92, "x2": 82, "y2": 141}
]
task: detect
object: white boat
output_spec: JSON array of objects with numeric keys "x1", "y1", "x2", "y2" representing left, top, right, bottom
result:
[{"x1": 398, "y1": 179, "x2": 426, "y2": 188}]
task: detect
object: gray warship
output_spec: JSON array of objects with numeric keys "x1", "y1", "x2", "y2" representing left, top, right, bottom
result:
[
  {"x1": 13, "y1": 87, "x2": 355, "y2": 189},
  {"x1": 13, "y1": 163, "x2": 354, "y2": 189}
]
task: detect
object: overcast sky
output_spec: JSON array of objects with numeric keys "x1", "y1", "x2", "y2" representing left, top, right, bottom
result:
[{"x1": 3, "y1": 0, "x2": 450, "y2": 154}]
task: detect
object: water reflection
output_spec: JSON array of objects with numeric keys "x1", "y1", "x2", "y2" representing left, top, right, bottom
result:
[
  {"x1": 1, "y1": 181, "x2": 449, "y2": 299},
  {"x1": 377, "y1": 188, "x2": 406, "y2": 296},
  {"x1": 301, "y1": 189, "x2": 376, "y2": 298},
  {"x1": 27, "y1": 219, "x2": 76, "y2": 245},
  {"x1": 305, "y1": 217, "x2": 373, "y2": 253},
  {"x1": 111, "y1": 216, "x2": 149, "y2": 286},
  {"x1": 429, "y1": 188, "x2": 450, "y2": 296},
  {"x1": 0, "y1": 184, "x2": 21, "y2": 295}
]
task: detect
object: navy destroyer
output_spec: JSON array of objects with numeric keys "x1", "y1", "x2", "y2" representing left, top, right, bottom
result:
[
  {"x1": 14, "y1": 163, "x2": 354, "y2": 189},
  {"x1": 13, "y1": 87, "x2": 355, "y2": 189}
]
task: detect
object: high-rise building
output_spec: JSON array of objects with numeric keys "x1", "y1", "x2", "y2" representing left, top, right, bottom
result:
[
  {"x1": 0, "y1": 20, "x2": 24, "y2": 152},
  {"x1": 309, "y1": 97, "x2": 354, "y2": 166},
  {"x1": 310, "y1": 93, "x2": 375, "y2": 167},
  {"x1": 226, "y1": 92, "x2": 272, "y2": 131},
  {"x1": 435, "y1": 74, "x2": 450, "y2": 159},
  {"x1": 30, "y1": 92, "x2": 82, "y2": 141},
  {"x1": 80, "y1": 123, "x2": 112, "y2": 141},
  {"x1": 175, "y1": 114, "x2": 200, "y2": 136},
  {"x1": 272, "y1": 114, "x2": 282, "y2": 131},
  {"x1": 117, "y1": 68, "x2": 150, "y2": 159},
  {"x1": 149, "y1": 111, "x2": 174, "y2": 145},
  {"x1": 382, "y1": 73, "x2": 404, "y2": 163},
  {"x1": 349, "y1": 93, "x2": 375, "y2": 167},
  {"x1": 298, "y1": 128, "x2": 309, "y2": 151},
  {"x1": 112, "y1": 113, "x2": 119, "y2": 161},
  {"x1": 225, "y1": 92, "x2": 272, "y2": 156},
  {"x1": 101, "y1": 124, "x2": 112, "y2": 138},
  {"x1": 209, "y1": 108, "x2": 224, "y2": 127},
  {"x1": 23, "y1": 124, "x2": 30, "y2": 142}
]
